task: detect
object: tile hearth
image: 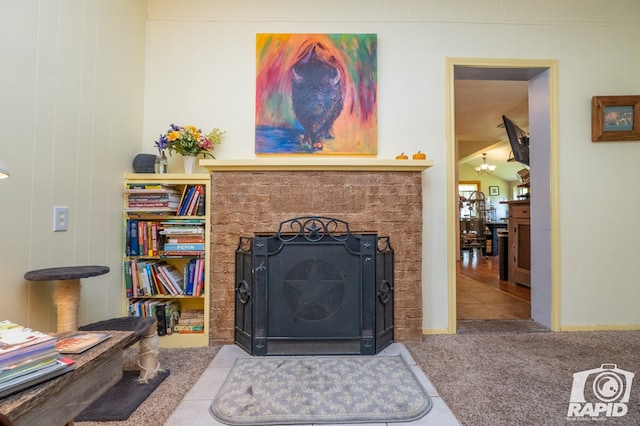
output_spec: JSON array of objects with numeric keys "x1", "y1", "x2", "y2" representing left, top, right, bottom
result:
[{"x1": 166, "y1": 343, "x2": 460, "y2": 425}]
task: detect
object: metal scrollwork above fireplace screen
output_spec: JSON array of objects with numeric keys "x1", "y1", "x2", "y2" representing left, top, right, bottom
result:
[{"x1": 235, "y1": 216, "x2": 394, "y2": 356}]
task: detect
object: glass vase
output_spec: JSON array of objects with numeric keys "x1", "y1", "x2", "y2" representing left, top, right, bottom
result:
[{"x1": 154, "y1": 152, "x2": 168, "y2": 174}]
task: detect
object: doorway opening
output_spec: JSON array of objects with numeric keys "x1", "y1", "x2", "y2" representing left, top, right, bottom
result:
[{"x1": 446, "y1": 59, "x2": 559, "y2": 333}]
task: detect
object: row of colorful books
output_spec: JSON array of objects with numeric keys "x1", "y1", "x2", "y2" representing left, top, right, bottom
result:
[
  {"x1": 175, "y1": 184, "x2": 205, "y2": 216},
  {"x1": 124, "y1": 258, "x2": 205, "y2": 297},
  {"x1": 128, "y1": 301, "x2": 205, "y2": 336},
  {"x1": 126, "y1": 219, "x2": 205, "y2": 257},
  {"x1": 123, "y1": 183, "x2": 206, "y2": 216},
  {"x1": 124, "y1": 184, "x2": 181, "y2": 212},
  {"x1": 174, "y1": 309, "x2": 205, "y2": 334},
  {"x1": 127, "y1": 300, "x2": 201, "y2": 336}
]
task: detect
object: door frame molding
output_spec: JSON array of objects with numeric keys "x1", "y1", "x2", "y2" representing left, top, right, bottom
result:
[{"x1": 444, "y1": 57, "x2": 560, "y2": 332}]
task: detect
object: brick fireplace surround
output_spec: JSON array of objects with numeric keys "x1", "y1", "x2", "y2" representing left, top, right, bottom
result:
[{"x1": 203, "y1": 159, "x2": 432, "y2": 345}]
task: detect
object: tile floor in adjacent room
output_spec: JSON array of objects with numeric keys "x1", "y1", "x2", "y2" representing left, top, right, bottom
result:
[{"x1": 166, "y1": 343, "x2": 460, "y2": 425}]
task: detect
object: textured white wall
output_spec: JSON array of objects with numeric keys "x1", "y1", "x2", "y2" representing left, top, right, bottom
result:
[
  {"x1": 145, "y1": 0, "x2": 640, "y2": 331},
  {"x1": 0, "y1": 0, "x2": 147, "y2": 331}
]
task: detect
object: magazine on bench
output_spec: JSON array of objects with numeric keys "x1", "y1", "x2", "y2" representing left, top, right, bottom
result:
[{"x1": 55, "y1": 333, "x2": 112, "y2": 354}]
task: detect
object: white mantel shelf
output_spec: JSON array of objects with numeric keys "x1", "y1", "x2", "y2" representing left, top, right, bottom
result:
[{"x1": 200, "y1": 158, "x2": 434, "y2": 172}]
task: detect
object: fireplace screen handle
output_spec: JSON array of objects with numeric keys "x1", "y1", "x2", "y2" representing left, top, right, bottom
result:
[
  {"x1": 236, "y1": 280, "x2": 251, "y2": 304},
  {"x1": 378, "y1": 280, "x2": 392, "y2": 304}
]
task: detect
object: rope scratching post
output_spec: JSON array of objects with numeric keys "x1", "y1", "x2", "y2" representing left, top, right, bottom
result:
[
  {"x1": 24, "y1": 265, "x2": 110, "y2": 333},
  {"x1": 137, "y1": 319, "x2": 161, "y2": 383},
  {"x1": 79, "y1": 316, "x2": 162, "y2": 383},
  {"x1": 54, "y1": 279, "x2": 81, "y2": 333}
]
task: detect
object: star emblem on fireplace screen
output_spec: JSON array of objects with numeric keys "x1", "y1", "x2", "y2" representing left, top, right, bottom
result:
[{"x1": 283, "y1": 259, "x2": 344, "y2": 321}]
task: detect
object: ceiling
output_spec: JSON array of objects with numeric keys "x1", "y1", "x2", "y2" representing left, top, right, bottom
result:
[{"x1": 454, "y1": 67, "x2": 542, "y2": 182}]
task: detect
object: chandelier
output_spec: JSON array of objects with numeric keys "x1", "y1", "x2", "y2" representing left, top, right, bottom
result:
[{"x1": 475, "y1": 153, "x2": 496, "y2": 175}]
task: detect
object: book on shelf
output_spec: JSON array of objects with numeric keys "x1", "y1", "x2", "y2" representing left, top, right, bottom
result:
[
  {"x1": 194, "y1": 257, "x2": 205, "y2": 296},
  {"x1": 155, "y1": 302, "x2": 168, "y2": 336},
  {"x1": 163, "y1": 243, "x2": 205, "y2": 251},
  {"x1": 150, "y1": 300, "x2": 180, "y2": 336},
  {"x1": 130, "y1": 260, "x2": 142, "y2": 296},
  {"x1": 182, "y1": 258, "x2": 205, "y2": 296},
  {"x1": 185, "y1": 260, "x2": 195, "y2": 296},
  {"x1": 165, "y1": 301, "x2": 181, "y2": 335},
  {"x1": 159, "y1": 226, "x2": 204, "y2": 235},
  {"x1": 126, "y1": 219, "x2": 139, "y2": 256},
  {"x1": 126, "y1": 192, "x2": 181, "y2": 200},
  {"x1": 55, "y1": 333, "x2": 112, "y2": 354},
  {"x1": 162, "y1": 251, "x2": 205, "y2": 257},
  {"x1": 124, "y1": 261, "x2": 134, "y2": 298},
  {"x1": 149, "y1": 222, "x2": 158, "y2": 256},
  {"x1": 165, "y1": 235, "x2": 205, "y2": 243},
  {"x1": 177, "y1": 309, "x2": 205, "y2": 333},
  {"x1": 127, "y1": 201, "x2": 179, "y2": 207},
  {"x1": 126, "y1": 183, "x2": 177, "y2": 191},
  {"x1": 161, "y1": 219, "x2": 205, "y2": 224},
  {"x1": 159, "y1": 264, "x2": 184, "y2": 295},
  {"x1": 174, "y1": 325, "x2": 204, "y2": 333},
  {"x1": 126, "y1": 192, "x2": 180, "y2": 199}
]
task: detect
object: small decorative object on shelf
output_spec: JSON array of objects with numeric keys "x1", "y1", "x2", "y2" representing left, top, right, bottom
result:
[
  {"x1": 155, "y1": 151, "x2": 168, "y2": 174},
  {"x1": 154, "y1": 124, "x2": 225, "y2": 173},
  {"x1": 412, "y1": 151, "x2": 427, "y2": 160}
]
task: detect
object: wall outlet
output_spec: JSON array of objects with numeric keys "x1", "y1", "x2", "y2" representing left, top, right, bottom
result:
[{"x1": 53, "y1": 206, "x2": 68, "y2": 232}]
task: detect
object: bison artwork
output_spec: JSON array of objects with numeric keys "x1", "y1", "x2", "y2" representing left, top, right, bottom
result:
[
  {"x1": 255, "y1": 33, "x2": 377, "y2": 155},
  {"x1": 290, "y1": 42, "x2": 346, "y2": 151}
]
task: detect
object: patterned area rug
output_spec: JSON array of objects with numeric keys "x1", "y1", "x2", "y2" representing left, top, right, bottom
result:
[{"x1": 210, "y1": 355, "x2": 432, "y2": 425}]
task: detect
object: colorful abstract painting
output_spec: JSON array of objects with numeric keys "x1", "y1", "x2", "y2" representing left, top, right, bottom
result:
[{"x1": 256, "y1": 34, "x2": 377, "y2": 155}]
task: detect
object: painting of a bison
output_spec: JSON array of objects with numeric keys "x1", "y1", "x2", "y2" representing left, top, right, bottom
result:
[{"x1": 255, "y1": 34, "x2": 377, "y2": 155}]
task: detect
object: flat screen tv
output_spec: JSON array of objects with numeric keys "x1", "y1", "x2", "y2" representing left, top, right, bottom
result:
[{"x1": 502, "y1": 115, "x2": 529, "y2": 166}]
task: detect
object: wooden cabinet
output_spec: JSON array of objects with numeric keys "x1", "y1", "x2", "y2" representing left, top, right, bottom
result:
[
  {"x1": 505, "y1": 200, "x2": 530, "y2": 287},
  {"x1": 122, "y1": 173, "x2": 210, "y2": 347}
]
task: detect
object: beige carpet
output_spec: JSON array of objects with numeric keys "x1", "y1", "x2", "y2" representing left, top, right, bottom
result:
[
  {"x1": 406, "y1": 330, "x2": 640, "y2": 425},
  {"x1": 77, "y1": 331, "x2": 640, "y2": 425}
]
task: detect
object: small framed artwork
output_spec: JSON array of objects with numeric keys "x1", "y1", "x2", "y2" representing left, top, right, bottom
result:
[
  {"x1": 489, "y1": 186, "x2": 499, "y2": 196},
  {"x1": 591, "y1": 95, "x2": 640, "y2": 142}
]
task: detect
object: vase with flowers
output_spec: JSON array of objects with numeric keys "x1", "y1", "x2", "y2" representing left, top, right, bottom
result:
[{"x1": 154, "y1": 124, "x2": 225, "y2": 173}]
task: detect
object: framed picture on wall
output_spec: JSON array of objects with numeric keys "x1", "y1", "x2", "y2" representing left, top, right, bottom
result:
[
  {"x1": 591, "y1": 95, "x2": 640, "y2": 142},
  {"x1": 489, "y1": 186, "x2": 499, "y2": 196},
  {"x1": 255, "y1": 33, "x2": 378, "y2": 155}
]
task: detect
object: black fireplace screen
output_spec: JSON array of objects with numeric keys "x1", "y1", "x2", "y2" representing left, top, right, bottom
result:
[{"x1": 234, "y1": 216, "x2": 394, "y2": 355}]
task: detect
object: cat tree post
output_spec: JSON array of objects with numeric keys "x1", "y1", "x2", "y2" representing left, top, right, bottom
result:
[{"x1": 24, "y1": 265, "x2": 110, "y2": 332}]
